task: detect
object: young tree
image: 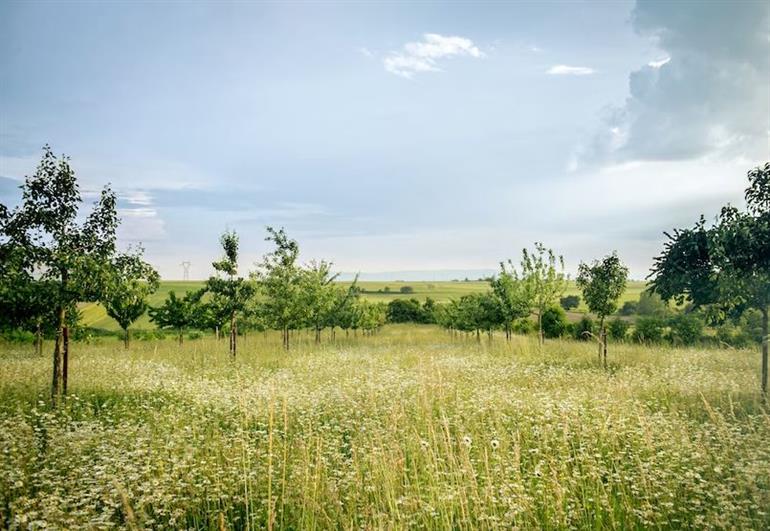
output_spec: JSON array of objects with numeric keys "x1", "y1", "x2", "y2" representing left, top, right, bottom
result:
[
  {"x1": 252, "y1": 227, "x2": 304, "y2": 350},
  {"x1": 490, "y1": 261, "x2": 532, "y2": 340},
  {"x1": 559, "y1": 295, "x2": 581, "y2": 311},
  {"x1": 103, "y1": 249, "x2": 160, "y2": 348},
  {"x1": 206, "y1": 231, "x2": 256, "y2": 358},
  {"x1": 301, "y1": 260, "x2": 339, "y2": 343},
  {"x1": 1, "y1": 147, "x2": 118, "y2": 403},
  {"x1": 576, "y1": 252, "x2": 629, "y2": 369},
  {"x1": 149, "y1": 289, "x2": 204, "y2": 344},
  {"x1": 649, "y1": 162, "x2": 770, "y2": 395},
  {"x1": 520, "y1": 243, "x2": 567, "y2": 345}
]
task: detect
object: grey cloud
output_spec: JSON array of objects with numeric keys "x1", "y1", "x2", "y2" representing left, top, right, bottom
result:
[{"x1": 578, "y1": 0, "x2": 769, "y2": 166}]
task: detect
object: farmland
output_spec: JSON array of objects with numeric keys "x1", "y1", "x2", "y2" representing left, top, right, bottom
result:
[
  {"x1": 79, "y1": 280, "x2": 648, "y2": 332},
  {"x1": 1, "y1": 325, "x2": 768, "y2": 529}
]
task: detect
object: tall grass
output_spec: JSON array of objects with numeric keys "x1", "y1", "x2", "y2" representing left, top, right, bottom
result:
[{"x1": 1, "y1": 325, "x2": 768, "y2": 529}]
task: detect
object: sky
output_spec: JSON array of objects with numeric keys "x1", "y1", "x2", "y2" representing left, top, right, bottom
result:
[{"x1": 1, "y1": 0, "x2": 768, "y2": 280}]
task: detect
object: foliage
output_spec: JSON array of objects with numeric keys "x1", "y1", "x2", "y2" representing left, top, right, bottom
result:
[
  {"x1": 399, "y1": 285, "x2": 414, "y2": 294},
  {"x1": 541, "y1": 306, "x2": 569, "y2": 338},
  {"x1": 607, "y1": 318, "x2": 631, "y2": 341},
  {"x1": 0, "y1": 146, "x2": 119, "y2": 401},
  {"x1": 667, "y1": 313, "x2": 705, "y2": 346},
  {"x1": 490, "y1": 261, "x2": 533, "y2": 339},
  {"x1": 103, "y1": 248, "x2": 159, "y2": 348},
  {"x1": 387, "y1": 299, "x2": 423, "y2": 323},
  {"x1": 251, "y1": 227, "x2": 304, "y2": 350},
  {"x1": 576, "y1": 252, "x2": 629, "y2": 325},
  {"x1": 618, "y1": 300, "x2": 638, "y2": 316},
  {"x1": 519, "y1": 242, "x2": 567, "y2": 344},
  {"x1": 559, "y1": 295, "x2": 580, "y2": 311},
  {"x1": 572, "y1": 316, "x2": 596, "y2": 341},
  {"x1": 148, "y1": 289, "x2": 205, "y2": 344},
  {"x1": 633, "y1": 316, "x2": 666, "y2": 344},
  {"x1": 649, "y1": 162, "x2": 769, "y2": 392}
]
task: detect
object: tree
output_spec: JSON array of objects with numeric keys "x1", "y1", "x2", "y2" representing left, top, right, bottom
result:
[
  {"x1": 149, "y1": 289, "x2": 204, "y2": 344},
  {"x1": 252, "y1": 227, "x2": 304, "y2": 350},
  {"x1": 559, "y1": 295, "x2": 581, "y2": 311},
  {"x1": 576, "y1": 252, "x2": 629, "y2": 369},
  {"x1": 103, "y1": 248, "x2": 159, "y2": 348},
  {"x1": 520, "y1": 243, "x2": 567, "y2": 345},
  {"x1": 667, "y1": 312, "x2": 704, "y2": 346},
  {"x1": 490, "y1": 261, "x2": 533, "y2": 340},
  {"x1": 649, "y1": 162, "x2": 769, "y2": 395},
  {"x1": 300, "y1": 260, "x2": 339, "y2": 343},
  {"x1": 0, "y1": 147, "x2": 118, "y2": 403},
  {"x1": 206, "y1": 231, "x2": 255, "y2": 358}
]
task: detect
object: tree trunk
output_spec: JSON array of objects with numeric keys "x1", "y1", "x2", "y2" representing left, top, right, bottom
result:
[
  {"x1": 315, "y1": 327, "x2": 321, "y2": 344},
  {"x1": 35, "y1": 321, "x2": 43, "y2": 356},
  {"x1": 599, "y1": 317, "x2": 605, "y2": 366},
  {"x1": 230, "y1": 311, "x2": 236, "y2": 359},
  {"x1": 215, "y1": 326, "x2": 220, "y2": 341},
  {"x1": 538, "y1": 312, "x2": 544, "y2": 345},
  {"x1": 178, "y1": 329, "x2": 184, "y2": 345},
  {"x1": 124, "y1": 328, "x2": 130, "y2": 349},
  {"x1": 62, "y1": 324, "x2": 69, "y2": 395},
  {"x1": 51, "y1": 305, "x2": 64, "y2": 405},
  {"x1": 476, "y1": 329, "x2": 480, "y2": 342},
  {"x1": 762, "y1": 306, "x2": 768, "y2": 397}
]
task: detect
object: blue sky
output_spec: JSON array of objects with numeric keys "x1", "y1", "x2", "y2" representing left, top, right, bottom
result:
[{"x1": 1, "y1": 1, "x2": 768, "y2": 279}]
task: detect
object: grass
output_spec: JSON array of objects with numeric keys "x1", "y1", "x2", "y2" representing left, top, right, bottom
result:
[
  {"x1": 1, "y1": 325, "x2": 768, "y2": 529},
  {"x1": 79, "y1": 280, "x2": 648, "y2": 332}
]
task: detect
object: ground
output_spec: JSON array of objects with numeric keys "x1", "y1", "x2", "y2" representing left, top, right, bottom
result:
[{"x1": 1, "y1": 325, "x2": 768, "y2": 529}]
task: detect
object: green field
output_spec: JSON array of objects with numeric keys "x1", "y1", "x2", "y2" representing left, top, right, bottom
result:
[
  {"x1": 1, "y1": 325, "x2": 768, "y2": 528},
  {"x1": 80, "y1": 280, "x2": 648, "y2": 332}
]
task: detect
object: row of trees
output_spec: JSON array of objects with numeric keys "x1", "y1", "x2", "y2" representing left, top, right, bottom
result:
[
  {"x1": 148, "y1": 228, "x2": 387, "y2": 354},
  {"x1": 1, "y1": 148, "x2": 767, "y2": 398}
]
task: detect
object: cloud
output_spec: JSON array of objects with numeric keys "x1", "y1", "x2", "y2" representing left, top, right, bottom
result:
[
  {"x1": 384, "y1": 33, "x2": 483, "y2": 78},
  {"x1": 575, "y1": 0, "x2": 770, "y2": 167},
  {"x1": 546, "y1": 65, "x2": 596, "y2": 76}
]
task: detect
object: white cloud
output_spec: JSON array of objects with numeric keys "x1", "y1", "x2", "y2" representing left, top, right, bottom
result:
[
  {"x1": 546, "y1": 65, "x2": 596, "y2": 76},
  {"x1": 358, "y1": 47, "x2": 374, "y2": 58},
  {"x1": 647, "y1": 56, "x2": 670, "y2": 68},
  {"x1": 383, "y1": 33, "x2": 483, "y2": 78}
]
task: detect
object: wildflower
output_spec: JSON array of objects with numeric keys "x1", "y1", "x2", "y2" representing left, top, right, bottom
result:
[
  {"x1": 490, "y1": 439, "x2": 500, "y2": 450},
  {"x1": 462, "y1": 436, "x2": 472, "y2": 447},
  {"x1": 420, "y1": 439, "x2": 429, "y2": 450}
]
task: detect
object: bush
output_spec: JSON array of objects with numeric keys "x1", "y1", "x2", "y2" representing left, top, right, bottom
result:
[
  {"x1": 512, "y1": 318, "x2": 534, "y2": 335},
  {"x1": 668, "y1": 313, "x2": 704, "y2": 346},
  {"x1": 739, "y1": 308, "x2": 765, "y2": 344},
  {"x1": 559, "y1": 295, "x2": 580, "y2": 311},
  {"x1": 541, "y1": 306, "x2": 569, "y2": 338},
  {"x1": 1, "y1": 329, "x2": 35, "y2": 343},
  {"x1": 633, "y1": 316, "x2": 665, "y2": 344},
  {"x1": 637, "y1": 292, "x2": 667, "y2": 316},
  {"x1": 608, "y1": 318, "x2": 630, "y2": 341},
  {"x1": 399, "y1": 286, "x2": 414, "y2": 294},
  {"x1": 387, "y1": 299, "x2": 423, "y2": 323},
  {"x1": 573, "y1": 316, "x2": 596, "y2": 341},
  {"x1": 618, "y1": 301, "x2": 638, "y2": 316},
  {"x1": 187, "y1": 331, "x2": 203, "y2": 340}
]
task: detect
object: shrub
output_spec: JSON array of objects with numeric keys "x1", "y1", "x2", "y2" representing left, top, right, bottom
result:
[
  {"x1": 512, "y1": 317, "x2": 535, "y2": 335},
  {"x1": 608, "y1": 318, "x2": 630, "y2": 341},
  {"x1": 559, "y1": 295, "x2": 580, "y2": 311},
  {"x1": 618, "y1": 301, "x2": 638, "y2": 316},
  {"x1": 399, "y1": 286, "x2": 414, "y2": 294},
  {"x1": 633, "y1": 316, "x2": 665, "y2": 344},
  {"x1": 542, "y1": 306, "x2": 569, "y2": 338},
  {"x1": 573, "y1": 316, "x2": 596, "y2": 341},
  {"x1": 668, "y1": 313, "x2": 704, "y2": 346},
  {"x1": 387, "y1": 299, "x2": 423, "y2": 323},
  {"x1": 637, "y1": 292, "x2": 667, "y2": 316},
  {"x1": 739, "y1": 308, "x2": 764, "y2": 344},
  {"x1": 0, "y1": 329, "x2": 35, "y2": 343}
]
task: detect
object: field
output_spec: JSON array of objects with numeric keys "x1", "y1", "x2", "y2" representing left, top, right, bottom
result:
[
  {"x1": 78, "y1": 280, "x2": 648, "y2": 332},
  {"x1": 1, "y1": 326, "x2": 768, "y2": 529}
]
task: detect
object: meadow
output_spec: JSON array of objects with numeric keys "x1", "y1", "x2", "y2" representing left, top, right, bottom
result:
[
  {"x1": 1, "y1": 325, "x2": 768, "y2": 529},
  {"x1": 78, "y1": 280, "x2": 648, "y2": 332}
]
